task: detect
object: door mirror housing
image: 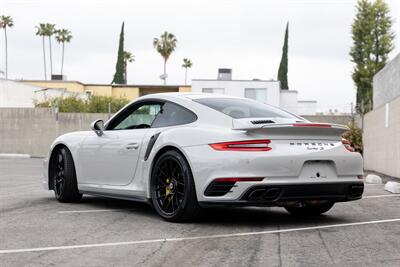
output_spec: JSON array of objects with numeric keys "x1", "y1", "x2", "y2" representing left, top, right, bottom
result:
[{"x1": 90, "y1": 119, "x2": 104, "y2": 136}]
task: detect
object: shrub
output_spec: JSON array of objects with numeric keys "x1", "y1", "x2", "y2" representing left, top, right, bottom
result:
[
  {"x1": 35, "y1": 95, "x2": 130, "y2": 113},
  {"x1": 342, "y1": 121, "x2": 363, "y2": 154}
]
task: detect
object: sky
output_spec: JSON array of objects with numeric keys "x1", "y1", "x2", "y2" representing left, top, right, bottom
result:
[{"x1": 0, "y1": 0, "x2": 399, "y2": 112}]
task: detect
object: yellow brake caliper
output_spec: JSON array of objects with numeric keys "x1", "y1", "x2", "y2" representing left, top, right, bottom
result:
[{"x1": 165, "y1": 178, "x2": 172, "y2": 203}]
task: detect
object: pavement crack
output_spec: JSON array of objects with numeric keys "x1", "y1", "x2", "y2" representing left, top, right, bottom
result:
[
  {"x1": 277, "y1": 225, "x2": 282, "y2": 267},
  {"x1": 318, "y1": 229, "x2": 335, "y2": 265},
  {"x1": 137, "y1": 240, "x2": 166, "y2": 265}
]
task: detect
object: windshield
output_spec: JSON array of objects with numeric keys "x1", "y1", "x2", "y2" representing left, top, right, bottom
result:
[{"x1": 194, "y1": 97, "x2": 300, "y2": 119}]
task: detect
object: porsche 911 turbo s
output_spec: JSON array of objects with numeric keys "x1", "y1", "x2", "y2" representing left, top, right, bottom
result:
[{"x1": 43, "y1": 93, "x2": 364, "y2": 221}]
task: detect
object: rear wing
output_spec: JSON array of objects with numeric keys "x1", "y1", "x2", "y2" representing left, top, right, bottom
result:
[{"x1": 232, "y1": 118, "x2": 349, "y2": 137}]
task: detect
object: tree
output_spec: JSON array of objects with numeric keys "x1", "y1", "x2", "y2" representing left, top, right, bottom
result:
[
  {"x1": 55, "y1": 28, "x2": 72, "y2": 76},
  {"x1": 181, "y1": 58, "x2": 192, "y2": 85},
  {"x1": 0, "y1": 15, "x2": 14, "y2": 79},
  {"x1": 35, "y1": 23, "x2": 48, "y2": 80},
  {"x1": 277, "y1": 22, "x2": 289, "y2": 90},
  {"x1": 112, "y1": 22, "x2": 125, "y2": 84},
  {"x1": 123, "y1": 51, "x2": 135, "y2": 84},
  {"x1": 153, "y1": 31, "x2": 177, "y2": 85},
  {"x1": 44, "y1": 23, "x2": 56, "y2": 77},
  {"x1": 350, "y1": 0, "x2": 394, "y2": 114}
]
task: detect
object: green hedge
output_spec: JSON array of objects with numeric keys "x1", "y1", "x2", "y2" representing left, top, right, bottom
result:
[
  {"x1": 35, "y1": 95, "x2": 130, "y2": 113},
  {"x1": 343, "y1": 121, "x2": 363, "y2": 154}
]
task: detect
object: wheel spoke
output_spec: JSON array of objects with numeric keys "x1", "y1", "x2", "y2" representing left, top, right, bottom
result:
[{"x1": 153, "y1": 156, "x2": 186, "y2": 215}]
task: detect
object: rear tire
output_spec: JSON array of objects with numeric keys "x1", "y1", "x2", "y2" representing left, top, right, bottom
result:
[
  {"x1": 284, "y1": 201, "x2": 334, "y2": 216},
  {"x1": 151, "y1": 150, "x2": 200, "y2": 222},
  {"x1": 51, "y1": 147, "x2": 82, "y2": 203}
]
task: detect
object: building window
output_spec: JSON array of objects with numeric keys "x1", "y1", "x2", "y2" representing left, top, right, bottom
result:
[
  {"x1": 245, "y1": 88, "x2": 267, "y2": 102},
  {"x1": 202, "y1": 88, "x2": 225, "y2": 94},
  {"x1": 85, "y1": 90, "x2": 93, "y2": 99}
]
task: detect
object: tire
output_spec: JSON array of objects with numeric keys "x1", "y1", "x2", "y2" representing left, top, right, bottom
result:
[
  {"x1": 151, "y1": 150, "x2": 200, "y2": 222},
  {"x1": 51, "y1": 147, "x2": 82, "y2": 203},
  {"x1": 284, "y1": 201, "x2": 334, "y2": 216}
]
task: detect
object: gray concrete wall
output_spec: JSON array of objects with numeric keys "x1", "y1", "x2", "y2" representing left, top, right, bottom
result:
[
  {"x1": 0, "y1": 108, "x2": 110, "y2": 156},
  {"x1": 0, "y1": 108, "x2": 356, "y2": 157},
  {"x1": 373, "y1": 53, "x2": 400, "y2": 109},
  {"x1": 363, "y1": 96, "x2": 400, "y2": 178}
]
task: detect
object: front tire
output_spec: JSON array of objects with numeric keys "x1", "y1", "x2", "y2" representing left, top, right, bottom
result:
[
  {"x1": 151, "y1": 150, "x2": 200, "y2": 222},
  {"x1": 51, "y1": 147, "x2": 82, "y2": 203},
  {"x1": 284, "y1": 201, "x2": 334, "y2": 216}
]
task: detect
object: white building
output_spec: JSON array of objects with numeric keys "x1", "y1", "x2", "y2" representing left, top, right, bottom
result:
[
  {"x1": 0, "y1": 79, "x2": 87, "y2": 108},
  {"x1": 192, "y1": 69, "x2": 317, "y2": 115}
]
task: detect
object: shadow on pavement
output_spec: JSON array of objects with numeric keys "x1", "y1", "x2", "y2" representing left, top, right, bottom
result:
[{"x1": 59, "y1": 195, "x2": 351, "y2": 227}]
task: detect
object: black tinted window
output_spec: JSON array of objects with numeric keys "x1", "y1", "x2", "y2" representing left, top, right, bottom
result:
[
  {"x1": 151, "y1": 102, "x2": 197, "y2": 128},
  {"x1": 106, "y1": 102, "x2": 162, "y2": 130},
  {"x1": 194, "y1": 98, "x2": 297, "y2": 119}
]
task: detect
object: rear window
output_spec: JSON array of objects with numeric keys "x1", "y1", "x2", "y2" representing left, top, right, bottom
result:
[{"x1": 194, "y1": 97, "x2": 298, "y2": 119}]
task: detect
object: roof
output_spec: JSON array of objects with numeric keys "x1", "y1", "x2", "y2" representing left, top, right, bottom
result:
[
  {"x1": 192, "y1": 79, "x2": 279, "y2": 83},
  {"x1": 19, "y1": 79, "x2": 190, "y2": 88},
  {"x1": 141, "y1": 92, "x2": 240, "y2": 100}
]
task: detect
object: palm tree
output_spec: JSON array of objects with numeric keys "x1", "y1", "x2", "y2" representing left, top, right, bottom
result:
[
  {"x1": 123, "y1": 51, "x2": 135, "y2": 84},
  {"x1": 181, "y1": 58, "x2": 193, "y2": 85},
  {"x1": 44, "y1": 23, "x2": 56, "y2": 77},
  {"x1": 153, "y1": 31, "x2": 177, "y2": 85},
  {"x1": 0, "y1": 15, "x2": 14, "y2": 79},
  {"x1": 55, "y1": 28, "x2": 72, "y2": 75},
  {"x1": 35, "y1": 23, "x2": 48, "y2": 80}
]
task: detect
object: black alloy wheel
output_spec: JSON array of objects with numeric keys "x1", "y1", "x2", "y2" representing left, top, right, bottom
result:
[
  {"x1": 52, "y1": 147, "x2": 82, "y2": 202},
  {"x1": 151, "y1": 150, "x2": 200, "y2": 222}
]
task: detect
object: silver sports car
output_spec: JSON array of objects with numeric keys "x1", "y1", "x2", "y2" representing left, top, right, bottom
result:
[{"x1": 43, "y1": 93, "x2": 364, "y2": 221}]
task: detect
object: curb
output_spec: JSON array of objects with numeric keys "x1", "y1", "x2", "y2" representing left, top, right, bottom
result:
[{"x1": 0, "y1": 153, "x2": 45, "y2": 159}]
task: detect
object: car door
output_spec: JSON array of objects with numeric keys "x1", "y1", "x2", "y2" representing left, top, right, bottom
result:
[{"x1": 79, "y1": 101, "x2": 163, "y2": 186}]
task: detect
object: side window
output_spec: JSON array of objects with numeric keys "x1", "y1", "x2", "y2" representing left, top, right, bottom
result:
[
  {"x1": 109, "y1": 102, "x2": 162, "y2": 130},
  {"x1": 151, "y1": 102, "x2": 197, "y2": 128}
]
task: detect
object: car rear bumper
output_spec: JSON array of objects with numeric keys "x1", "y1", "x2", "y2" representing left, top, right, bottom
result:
[{"x1": 198, "y1": 182, "x2": 364, "y2": 207}]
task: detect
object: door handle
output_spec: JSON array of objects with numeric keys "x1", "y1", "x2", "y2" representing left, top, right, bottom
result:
[{"x1": 126, "y1": 143, "x2": 139, "y2": 150}]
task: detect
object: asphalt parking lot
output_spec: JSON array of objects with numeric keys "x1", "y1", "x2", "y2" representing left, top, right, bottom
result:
[{"x1": 1, "y1": 158, "x2": 399, "y2": 267}]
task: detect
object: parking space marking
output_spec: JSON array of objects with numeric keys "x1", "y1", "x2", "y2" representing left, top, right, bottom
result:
[
  {"x1": 1, "y1": 218, "x2": 399, "y2": 254},
  {"x1": 363, "y1": 194, "x2": 400, "y2": 199},
  {"x1": 57, "y1": 209, "x2": 135, "y2": 214}
]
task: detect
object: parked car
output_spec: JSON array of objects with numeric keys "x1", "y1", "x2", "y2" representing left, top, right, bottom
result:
[{"x1": 43, "y1": 93, "x2": 364, "y2": 221}]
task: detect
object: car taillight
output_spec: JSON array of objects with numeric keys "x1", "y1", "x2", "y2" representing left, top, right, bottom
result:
[
  {"x1": 209, "y1": 140, "x2": 272, "y2": 151},
  {"x1": 342, "y1": 139, "x2": 355, "y2": 152}
]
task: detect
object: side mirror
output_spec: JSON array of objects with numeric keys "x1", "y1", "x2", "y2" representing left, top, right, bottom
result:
[{"x1": 90, "y1": 119, "x2": 104, "y2": 136}]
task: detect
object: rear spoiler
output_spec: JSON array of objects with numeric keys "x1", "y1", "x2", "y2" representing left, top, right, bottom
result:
[{"x1": 232, "y1": 119, "x2": 349, "y2": 136}]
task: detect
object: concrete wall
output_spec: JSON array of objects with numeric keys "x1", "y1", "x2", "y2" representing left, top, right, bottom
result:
[
  {"x1": 0, "y1": 107, "x2": 354, "y2": 157},
  {"x1": 373, "y1": 53, "x2": 400, "y2": 109},
  {"x1": 0, "y1": 108, "x2": 109, "y2": 156},
  {"x1": 363, "y1": 96, "x2": 400, "y2": 178}
]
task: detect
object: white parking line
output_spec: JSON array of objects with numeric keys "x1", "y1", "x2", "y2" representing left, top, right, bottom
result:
[
  {"x1": 1, "y1": 218, "x2": 399, "y2": 254},
  {"x1": 57, "y1": 209, "x2": 135, "y2": 214},
  {"x1": 363, "y1": 194, "x2": 400, "y2": 199}
]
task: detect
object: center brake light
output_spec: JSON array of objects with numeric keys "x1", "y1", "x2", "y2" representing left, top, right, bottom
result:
[
  {"x1": 209, "y1": 140, "x2": 272, "y2": 151},
  {"x1": 292, "y1": 123, "x2": 331, "y2": 128}
]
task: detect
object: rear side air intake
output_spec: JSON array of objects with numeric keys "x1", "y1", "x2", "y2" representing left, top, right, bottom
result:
[{"x1": 251, "y1": 120, "x2": 275, "y2": 124}]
